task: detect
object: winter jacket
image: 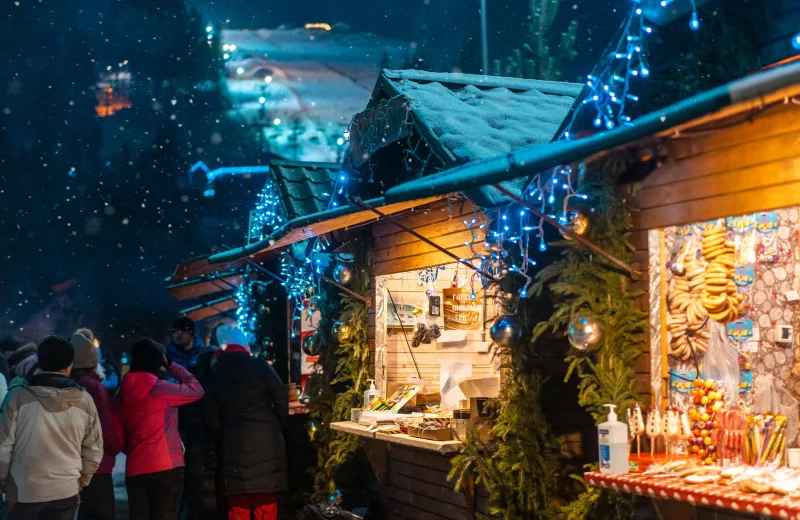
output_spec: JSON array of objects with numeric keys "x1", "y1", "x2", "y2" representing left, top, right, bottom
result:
[
  {"x1": 183, "y1": 348, "x2": 223, "y2": 517},
  {"x1": 0, "y1": 372, "x2": 103, "y2": 503},
  {"x1": 77, "y1": 372, "x2": 121, "y2": 474},
  {"x1": 166, "y1": 336, "x2": 204, "y2": 369},
  {"x1": 116, "y1": 363, "x2": 204, "y2": 477},
  {"x1": 205, "y1": 346, "x2": 289, "y2": 495}
]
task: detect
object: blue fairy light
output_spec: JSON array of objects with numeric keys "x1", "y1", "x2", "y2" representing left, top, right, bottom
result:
[
  {"x1": 792, "y1": 31, "x2": 800, "y2": 50},
  {"x1": 689, "y1": 11, "x2": 700, "y2": 30}
]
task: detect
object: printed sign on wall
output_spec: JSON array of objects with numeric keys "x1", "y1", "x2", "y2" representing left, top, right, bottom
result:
[{"x1": 442, "y1": 288, "x2": 482, "y2": 330}]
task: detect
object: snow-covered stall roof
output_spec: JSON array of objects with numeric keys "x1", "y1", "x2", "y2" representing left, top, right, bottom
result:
[{"x1": 381, "y1": 70, "x2": 583, "y2": 163}]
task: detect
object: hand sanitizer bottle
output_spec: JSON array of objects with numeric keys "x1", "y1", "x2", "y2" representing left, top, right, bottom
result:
[
  {"x1": 363, "y1": 379, "x2": 380, "y2": 407},
  {"x1": 599, "y1": 404, "x2": 629, "y2": 475}
]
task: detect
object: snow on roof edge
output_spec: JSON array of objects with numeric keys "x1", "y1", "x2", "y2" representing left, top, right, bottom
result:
[{"x1": 383, "y1": 69, "x2": 583, "y2": 98}]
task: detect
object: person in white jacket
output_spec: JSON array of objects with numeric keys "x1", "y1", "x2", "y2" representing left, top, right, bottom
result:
[{"x1": 0, "y1": 336, "x2": 103, "y2": 520}]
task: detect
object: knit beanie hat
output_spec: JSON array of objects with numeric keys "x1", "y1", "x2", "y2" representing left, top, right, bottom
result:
[
  {"x1": 172, "y1": 316, "x2": 196, "y2": 337},
  {"x1": 130, "y1": 338, "x2": 166, "y2": 375},
  {"x1": 15, "y1": 355, "x2": 38, "y2": 378},
  {"x1": 216, "y1": 324, "x2": 250, "y2": 352},
  {"x1": 72, "y1": 331, "x2": 99, "y2": 369},
  {"x1": 38, "y1": 336, "x2": 75, "y2": 372}
]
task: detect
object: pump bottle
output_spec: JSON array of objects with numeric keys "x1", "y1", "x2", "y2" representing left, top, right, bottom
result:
[
  {"x1": 599, "y1": 404, "x2": 629, "y2": 475},
  {"x1": 364, "y1": 379, "x2": 380, "y2": 407}
]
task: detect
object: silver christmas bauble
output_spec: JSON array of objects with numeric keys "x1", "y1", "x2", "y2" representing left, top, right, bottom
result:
[
  {"x1": 567, "y1": 316, "x2": 602, "y2": 350},
  {"x1": 301, "y1": 332, "x2": 319, "y2": 356},
  {"x1": 490, "y1": 315, "x2": 523, "y2": 347},
  {"x1": 333, "y1": 263, "x2": 354, "y2": 285}
]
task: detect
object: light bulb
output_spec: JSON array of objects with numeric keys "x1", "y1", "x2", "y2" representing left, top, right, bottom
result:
[{"x1": 690, "y1": 12, "x2": 700, "y2": 30}]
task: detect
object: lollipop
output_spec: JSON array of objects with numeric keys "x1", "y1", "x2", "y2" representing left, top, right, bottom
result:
[
  {"x1": 679, "y1": 410, "x2": 692, "y2": 441},
  {"x1": 632, "y1": 403, "x2": 645, "y2": 457},
  {"x1": 646, "y1": 406, "x2": 662, "y2": 457}
]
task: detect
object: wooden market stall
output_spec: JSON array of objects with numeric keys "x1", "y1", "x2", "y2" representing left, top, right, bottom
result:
[
  {"x1": 382, "y1": 61, "x2": 800, "y2": 519},
  {"x1": 203, "y1": 70, "x2": 585, "y2": 519}
]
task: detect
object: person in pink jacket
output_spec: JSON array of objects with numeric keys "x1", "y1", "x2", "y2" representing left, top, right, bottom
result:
[{"x1": 116, "y1": 338, "x2": 204, "y2": 520}]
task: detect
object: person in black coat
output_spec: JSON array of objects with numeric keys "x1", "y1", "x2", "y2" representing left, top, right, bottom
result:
[
  {"x1": 183, "y1": 346, "x2": 223, "y2": 519},
  {"x1": 204, "y1": 325, "x2": 288, "y2": 520}
]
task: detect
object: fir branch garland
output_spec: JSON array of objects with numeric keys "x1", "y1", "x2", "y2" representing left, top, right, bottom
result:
[
  {"x1": 450, "y1": 169, "x2": 647, "y2": 519},
  {"x1": 532, "y1": 173, "x2": 646, "y2": 519},
  {"x1": 307, "y1": 231, "x2": 372, "y2": 502}
]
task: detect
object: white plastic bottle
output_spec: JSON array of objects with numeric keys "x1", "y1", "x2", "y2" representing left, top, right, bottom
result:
[
  {"x1": 363, "y1": 379, "x2": 380, "y2": 407},
  {"x1": 598, "y1": 404, "x2": 629, "y2": 475}
]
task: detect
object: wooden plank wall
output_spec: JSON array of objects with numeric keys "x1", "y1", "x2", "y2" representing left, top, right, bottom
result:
[
  {"x1": 381, "y1": 444, "x2": 488, "y2": 520},
  {"x1": 628, "y1": 103, "x2": 800, "y2": 400},
  {"x1": 371, "y1": 198, "x2": 489, "y2": 277},
  {"x1": 379, "y1": 264, "x2": 498, "y2": 394}
]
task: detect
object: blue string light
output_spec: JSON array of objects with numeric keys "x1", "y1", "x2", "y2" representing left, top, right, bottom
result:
[
  {"x1": 792, "y1": 31, "x2": 800, "y2": 51},
  {"x1": 249, "y1": 179, "x2": 285, "y2": 241}
]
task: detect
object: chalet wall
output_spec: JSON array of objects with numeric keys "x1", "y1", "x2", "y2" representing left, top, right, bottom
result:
[
  {"x1": 628, "y1": 103, "x2": 800, "y2": 401},
  {"x1": 370, "y1": 198, "x2": 488, "y2": 276}
]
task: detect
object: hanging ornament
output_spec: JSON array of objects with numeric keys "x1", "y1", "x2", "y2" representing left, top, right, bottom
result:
[
  {"x1": 451, "y1": 273, "x2": 459, "y2": 288},
  {"x1": 258, "y1": 304, "x2": 268, "y2": 313},
  {"x1": 308, "y1": 295, "x2": 321, "y2": 312},
  {"x1": 333, "y1": 263, "x2": 354, "y2": 286},
  {"x1": 307, "y1": 421, "x2": 318, "y2": 441},
  {"x1": 489, "y1": 315, "x2": 523, "y2": 347},
  {"x1": 333, "y1": 321, "x2": 352, "y2": 341},
  {"x1": 304, "y1": 285, "x2": 315, "y2": 298},
  {"x1": 301, "y1": 332, "x2": 319, "y2": 356},
  {"x1": 568, "y1": 316, "x2": 603, "y2": 350},
  {"x1": 560, "y1": 212, "x2": 589, "y2": 239}
]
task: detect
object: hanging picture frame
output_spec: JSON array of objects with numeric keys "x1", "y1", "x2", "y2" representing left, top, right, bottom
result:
[{"x1": 429, "y1": 295, "x2": 441, "y2": 316}]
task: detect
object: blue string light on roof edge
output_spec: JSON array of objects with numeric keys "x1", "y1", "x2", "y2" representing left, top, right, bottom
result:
[{"x1": 238, "y1": 169, "x2": 350, "y2": 333}]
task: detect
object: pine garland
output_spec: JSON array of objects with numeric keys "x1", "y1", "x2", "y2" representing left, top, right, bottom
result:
[
  {"x1": 449, "y1": 287, "x2": 562, "y2": 519},
  {"x1": 532, "y1": 171, "x2": 647, "y2": 519},
  {"x1": 450, "y1": 167, "x2": 647, "y2": 519},
  {"x1": 307, "y1": 231, "x2": 371, "y2": 502}
]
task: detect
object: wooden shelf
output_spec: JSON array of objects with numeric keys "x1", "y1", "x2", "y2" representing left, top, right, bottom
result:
[{"x1": 331, "y1": 421, "x2": 463, "y2": 455}]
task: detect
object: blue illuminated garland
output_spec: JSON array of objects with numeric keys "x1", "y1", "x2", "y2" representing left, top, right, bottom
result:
[
  {"x1": 249, "y1": 179, "x2": 285, "y2": 241},
  {"x1": 461, "y1": 0, "x2": 704, "y2": 298}
]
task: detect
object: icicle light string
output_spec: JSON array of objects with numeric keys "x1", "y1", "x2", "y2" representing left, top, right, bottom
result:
[
  {"x1": 458, "y1": 0, "x2": 705, "y2": 297},
  {"x1": 241, "y1": 166, "x2": 352, "y2": 331}
]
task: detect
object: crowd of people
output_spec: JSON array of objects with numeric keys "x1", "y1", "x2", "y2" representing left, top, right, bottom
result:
[{"x1": 0, "y1": 317, "x2": 289, "y2": 520}]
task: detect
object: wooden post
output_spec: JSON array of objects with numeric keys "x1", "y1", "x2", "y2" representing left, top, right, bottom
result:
[{"x1": 659, "y1": 229, "x2": 669, "y2": 411}]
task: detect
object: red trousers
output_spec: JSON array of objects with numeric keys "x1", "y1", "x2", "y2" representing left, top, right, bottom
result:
[{"x1": 227, "y1": 493, "x2": 279, "y2": 520}]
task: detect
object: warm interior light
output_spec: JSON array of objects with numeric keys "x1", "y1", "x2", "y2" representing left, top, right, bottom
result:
[{"x1": 304, "y1": 23, "x2": 331, "y2": 31}]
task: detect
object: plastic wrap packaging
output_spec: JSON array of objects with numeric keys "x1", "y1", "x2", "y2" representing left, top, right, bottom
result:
[
  {"x1": 704, "y1": 322, "x2": 740, "y2": 406},
  {"x1": 753, "y1": 374, "x2": 799, "y2": 447}
]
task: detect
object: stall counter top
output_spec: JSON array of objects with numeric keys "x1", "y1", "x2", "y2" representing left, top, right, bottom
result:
[
  {"x1": 330, "y1": 421, "x2": 463, "y2": 455},
  {"x1": 586, "y1": 471, "x2": 800, "y2": 520}
]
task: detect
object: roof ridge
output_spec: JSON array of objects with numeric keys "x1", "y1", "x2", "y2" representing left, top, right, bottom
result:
[{"x1": 383, "y1": 69, "x2": 582, "y2": 96}]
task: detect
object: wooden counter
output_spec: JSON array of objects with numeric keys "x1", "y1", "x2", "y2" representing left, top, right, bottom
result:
[{"x1": 330, "y1": 421, "x2": 463, "y2": 455}]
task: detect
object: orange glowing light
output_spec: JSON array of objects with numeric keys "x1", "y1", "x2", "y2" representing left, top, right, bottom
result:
[{"x1": 304, "y1": 23, "x2": 331, "y2": 31}]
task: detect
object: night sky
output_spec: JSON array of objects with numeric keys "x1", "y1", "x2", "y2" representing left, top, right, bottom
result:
[{"x1": 0, "y1": 0, "x2": 634, "y2": 353}]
